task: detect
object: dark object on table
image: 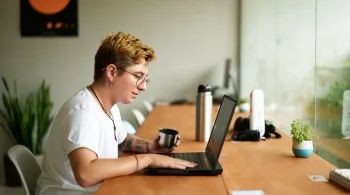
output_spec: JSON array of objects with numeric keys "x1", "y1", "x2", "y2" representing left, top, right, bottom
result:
[
  {"x1": 233, "y1": 117, "x2": 250, "y2": 131},
  {"x1": 231, "y1": 130, "x2": 260, "y2": 141},
  {"x1": 265, "y1": 121, "x2": 281, "y2": 138},
  {"x1": 170, "y1": 99, "x2": 189, "y2": 105},
  {"x1": 232, "y1": 117, "x2": 281, "y2": 139}
]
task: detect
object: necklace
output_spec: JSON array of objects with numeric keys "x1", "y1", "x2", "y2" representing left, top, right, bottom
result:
[{"x1": 90, "y1": 85, "x2": 117, "y2": 141}]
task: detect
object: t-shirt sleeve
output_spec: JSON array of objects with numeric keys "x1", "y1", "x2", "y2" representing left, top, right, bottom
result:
[
  {"x1": 62, "y1": 108, "x2": 100, "y2": 156},
  {"x1": 117, "y1": 121, "x2": 127, "y2": 145}
]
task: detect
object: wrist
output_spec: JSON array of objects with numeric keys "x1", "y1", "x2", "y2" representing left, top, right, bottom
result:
[
  {"x1": 139, "y1": 154, "x2": 153, "y2": 168},
  {"x1": 148, "y1": 141, "x2": 156, "y2": 153}
]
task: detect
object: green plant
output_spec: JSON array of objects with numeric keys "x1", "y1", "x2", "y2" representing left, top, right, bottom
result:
[
  {"x1": 238, "y1": 98, "x2": 248, "y2": 105},
  {"x1": 317, "y1": 64, "x2": 350, "y2": 108},
  {"x1": 0, "y1": 76, "x2": 53, "y2": 155},
  {"x1": 290, "y1": 119, "x2": 319, "y2": 144}
]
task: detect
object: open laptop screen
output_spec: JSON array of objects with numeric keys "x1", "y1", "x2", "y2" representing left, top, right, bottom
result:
[{"x1": 206, "y1": 96, "x2": 237, "y2": 167}]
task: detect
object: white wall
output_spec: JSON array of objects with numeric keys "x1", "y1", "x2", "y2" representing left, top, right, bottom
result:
[
  {"x1": 241, "y1": 0, "x2": 316, "y2": 104},
  {"x1": 0, "y1": 0, "x2": 238, "y2": 182},
  {"x1": 316, "y1": 0, "x2": 350, "y2": 67}
]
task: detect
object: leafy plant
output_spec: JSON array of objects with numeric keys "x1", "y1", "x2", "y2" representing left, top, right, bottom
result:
[
  {"x1": 290, "y1": 119, "x2": 319, "y2": 144},
  {"x1": 35, "y1": 81, "x2": 54, "y2": 153},
  {"x1": 0, "y1": 76, "x2": 53, "y2": 155},
  {"x1": 238, "y1": 98, "x2": 249, "y2": 105}
]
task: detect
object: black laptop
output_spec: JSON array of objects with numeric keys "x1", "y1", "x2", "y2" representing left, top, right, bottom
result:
[{"x1": 144, "y1": 95, "x2": 237, "y2": 176}]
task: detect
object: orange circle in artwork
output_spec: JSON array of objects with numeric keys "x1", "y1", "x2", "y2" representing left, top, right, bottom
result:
[{"x1": 29, "y1": 0, "x2": 70, "y2": 15}]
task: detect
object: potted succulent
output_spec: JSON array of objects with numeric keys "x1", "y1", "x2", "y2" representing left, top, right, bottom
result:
[
  {"x1": 0, "y1": 76, "x2": 53, "y2": 186},
  {"x1": 238, "y1": 98, "x2": 249, "y2": 113},
  {"x1": 290, "y1": 119, "x2": 319, "y2": 158}
]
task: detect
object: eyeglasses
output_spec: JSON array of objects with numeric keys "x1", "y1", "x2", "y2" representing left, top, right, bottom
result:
[{"x1": 117, "y1": 67, "x2": 150, "y2": 87}]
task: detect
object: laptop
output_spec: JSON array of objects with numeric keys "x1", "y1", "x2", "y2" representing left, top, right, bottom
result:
[{"x1": 144, "y1": 95, "x2": 238, "y2": 176}]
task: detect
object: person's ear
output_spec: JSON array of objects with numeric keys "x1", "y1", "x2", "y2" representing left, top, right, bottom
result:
[{"x1": 106, "y1": 64, "x2": 117, "y2": 81}]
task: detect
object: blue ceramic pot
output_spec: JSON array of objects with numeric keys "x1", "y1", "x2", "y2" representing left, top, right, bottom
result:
[
  {"x1": 239, "y1": 103, "x2": 250, "y2": 113},
  {"x1": 292, "y1": 140, "x2": 313, "y2": 158}
]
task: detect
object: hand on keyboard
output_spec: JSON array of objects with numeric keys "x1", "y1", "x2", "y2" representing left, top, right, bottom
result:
[{"x1": 148, "y1": 154, "x2": 197, "y2": 169}]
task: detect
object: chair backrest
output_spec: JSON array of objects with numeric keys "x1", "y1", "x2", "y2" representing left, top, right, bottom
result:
[
  {"x1": 132, "y1": 109, "x2": 145, "y2": 126},
  {"x1": 122, "y1": 120, "x2": 137, "y2": 134},
  {"x1": 7, "y1": 145, "x2": 41, "y2": 195},
  {"x1": 142, "y1": 100, "x2": 153, "y2": 113}
]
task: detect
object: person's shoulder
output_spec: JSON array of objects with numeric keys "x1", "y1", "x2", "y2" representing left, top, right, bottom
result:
[{"x1": 61, "y1": 87, "x2": 97, "y2": 114}]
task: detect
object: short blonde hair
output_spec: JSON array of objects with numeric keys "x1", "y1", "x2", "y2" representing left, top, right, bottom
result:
[{"x1": 94, "y1": 32, "x2": 156, "y2": 80}]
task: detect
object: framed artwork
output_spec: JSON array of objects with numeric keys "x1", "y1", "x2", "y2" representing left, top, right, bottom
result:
[{"x1": 21, "y1": 0, "x2": 78, "y2": 36}]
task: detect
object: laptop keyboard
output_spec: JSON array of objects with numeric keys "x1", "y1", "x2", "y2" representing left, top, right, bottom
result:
[{"x1": 164, "y1": 152, "x2": 210, "y2": 169}]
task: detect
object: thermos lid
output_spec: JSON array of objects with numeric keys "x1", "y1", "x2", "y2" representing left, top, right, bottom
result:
[{"x1": 198, "y1": 84, "x2": 211, "y2": 93}]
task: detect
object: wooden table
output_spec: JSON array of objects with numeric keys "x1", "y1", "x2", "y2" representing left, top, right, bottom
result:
[{"x1": 95, "y1": 105, "x2": 349, "y2": 195}]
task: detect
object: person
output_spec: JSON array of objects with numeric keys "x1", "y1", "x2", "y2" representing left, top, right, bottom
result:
[{"x1": 36, "y1": 32, "x2": 197, "y2": 195}]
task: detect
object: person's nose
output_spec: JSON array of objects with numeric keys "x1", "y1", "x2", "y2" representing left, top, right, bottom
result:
[{"x1": 138, "y1": 81, "x2": 147, "y2": 91}]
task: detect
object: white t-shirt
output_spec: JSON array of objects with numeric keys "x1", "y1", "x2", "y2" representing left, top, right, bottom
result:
[{"x1": 36, "y1": 87, "x2": 127, "y2": 195}]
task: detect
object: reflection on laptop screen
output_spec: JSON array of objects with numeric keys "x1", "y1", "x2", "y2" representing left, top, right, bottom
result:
[{"x1": 206, "y1": 97, "x2": 236, "y2": 165}]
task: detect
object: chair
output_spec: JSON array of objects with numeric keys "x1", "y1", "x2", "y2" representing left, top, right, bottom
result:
[
  {"x1": 131, "y1": 109, "x2": 145, "y2": 126},
  {"x1": 142, "y1": 100, "x2": 153, "y2": 113},
  {"x1": 122, "y1": 120, "x2": 137, "y2": 134},
  {"x1": 7, "y1": 145, "x2": 41, "y2": 195}
]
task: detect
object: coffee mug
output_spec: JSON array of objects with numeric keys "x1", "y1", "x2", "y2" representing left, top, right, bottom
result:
[{"x1": 158, "y1": 128, "x2": 178, "y2": 148}]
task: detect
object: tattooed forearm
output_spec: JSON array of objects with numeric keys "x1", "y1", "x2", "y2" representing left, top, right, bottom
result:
[
  {"x1": 119, "y1": 135, "x2": 134, "y2": 152},
  {"x1": 119, "y1": 134, "x2": 151, "y2": 153},
  {"x1": 135, "y1": 146, "x2": 146, "y2": 153},
  {"x1": 135, "y1": 139, "x2": 150, "y2": 153}
]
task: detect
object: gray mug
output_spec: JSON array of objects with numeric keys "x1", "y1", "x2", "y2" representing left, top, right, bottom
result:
[{"x1": 158, "y1": 128, "x2": 178, "y2": 148}]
